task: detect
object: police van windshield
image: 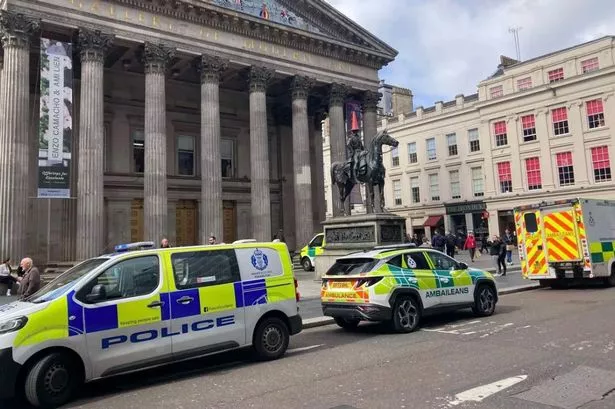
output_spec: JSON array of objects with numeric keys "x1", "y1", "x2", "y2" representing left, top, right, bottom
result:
[{"x1": 28, "y1": 258, "x2": 109, "y2": 303}]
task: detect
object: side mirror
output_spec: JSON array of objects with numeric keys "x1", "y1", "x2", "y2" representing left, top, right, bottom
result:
[
  {"x1": 85, "y1": 284, "x2": 107, "y2": 303},
  {"x1": 458, "y1": 262, "x2": 469, "y2": 270}
]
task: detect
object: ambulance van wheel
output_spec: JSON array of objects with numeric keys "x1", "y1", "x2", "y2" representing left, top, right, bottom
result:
[
  {"x1": 334, "y1": 317, "x2": 360, "y2": 330},
  {"x1": 604, "y1": 266, "x2": 615, "y2": 288},
  {"x1": 253, "y1": 317, "x2": 290, "y2": 361},
  {"x1": 390, "y1": 295, "x2": 421, "y2": 333},
  {"x1": 301, "y1": 257, "x2": 313, "y2": 272},
  {"x1": 472, "y1": 284, "x2": 497, "y2": 317},
  {"x1": 25, "y1": 352, "x2": 82, "y2": 408}
]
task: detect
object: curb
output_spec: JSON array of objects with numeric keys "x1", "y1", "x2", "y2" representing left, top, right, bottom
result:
[{"x1": 300, "y1": 283, "x2": 540, "y2": 330}]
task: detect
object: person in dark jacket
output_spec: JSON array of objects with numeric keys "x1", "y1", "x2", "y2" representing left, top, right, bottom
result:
[
  {"x1": 431, "y1": 230, "x2": 446, "y2": 253},
  {"x1": 445, "y1": 231, "x2": 457, "y2": 258},
  {"x1": 489, "y1": 236, "x2": 507, "y2": 276}
]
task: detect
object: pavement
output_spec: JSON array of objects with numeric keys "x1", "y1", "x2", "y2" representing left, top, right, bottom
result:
[{"x1": 3, "y1": 283, "x2": 614, "y2": 408}]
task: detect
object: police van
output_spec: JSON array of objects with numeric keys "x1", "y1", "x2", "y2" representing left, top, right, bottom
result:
[{"x1": 0, "y1": 241, "x2": 302, "y2": 408}]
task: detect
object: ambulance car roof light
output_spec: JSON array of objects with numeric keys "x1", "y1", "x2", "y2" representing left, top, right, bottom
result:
[{"x1": 114, "y1": 241, "x2": 156, "y2": 253}]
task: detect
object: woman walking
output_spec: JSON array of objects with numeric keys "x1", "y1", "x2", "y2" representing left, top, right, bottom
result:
[{"x1": 464, "y1": 232, "x2": 477, "y2": 262}]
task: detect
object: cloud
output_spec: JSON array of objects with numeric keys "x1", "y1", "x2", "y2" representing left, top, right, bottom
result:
[{"x1": 325, "y1": 0, "x2": 615, "y2": 107}]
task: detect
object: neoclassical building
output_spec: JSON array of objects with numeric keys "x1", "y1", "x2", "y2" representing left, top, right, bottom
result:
[{"x1": 0, "y1": 0, "x2": 397, "y2": 264}]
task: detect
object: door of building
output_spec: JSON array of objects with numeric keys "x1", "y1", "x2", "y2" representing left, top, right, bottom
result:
[
  {"x1": 176, "y1": 200, "x2": 197, "y2": 246},
  {"x1": 223, "y1": 201, "x2": 236, "y2": 243},
  {"x1": 130, "y1": 199, "x2": 144, "y2": 242}
]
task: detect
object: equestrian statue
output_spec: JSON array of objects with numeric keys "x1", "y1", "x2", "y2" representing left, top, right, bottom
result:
[{"x1": 330, "y1": 125, "x2": 399, "y2": 216}]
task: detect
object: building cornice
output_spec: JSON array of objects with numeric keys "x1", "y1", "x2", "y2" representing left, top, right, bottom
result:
[{"x1": 107, "y1": 0, "x2": 394, "y2": 70}]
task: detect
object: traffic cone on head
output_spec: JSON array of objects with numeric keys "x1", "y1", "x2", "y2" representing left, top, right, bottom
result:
[{"x1": 350, "y1": 111, "x2": 360, "y2": 132}]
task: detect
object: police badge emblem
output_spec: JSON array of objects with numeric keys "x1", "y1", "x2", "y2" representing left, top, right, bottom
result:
[{"x1": 251, "y1": 249, "x2": 269, "y2": 271}]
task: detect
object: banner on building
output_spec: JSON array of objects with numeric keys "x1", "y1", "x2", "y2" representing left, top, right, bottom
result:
[{"x1": 37, "y1": 38, "x2": 73, "y2": 199}]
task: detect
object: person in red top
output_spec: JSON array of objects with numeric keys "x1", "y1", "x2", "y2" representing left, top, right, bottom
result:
[{"x1": 464, "y1": 232, "x2": 477, "y2": 262}]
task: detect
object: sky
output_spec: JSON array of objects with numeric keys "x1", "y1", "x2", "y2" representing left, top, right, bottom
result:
[{"x1": 325, "y1": 0, "x2": 615, "y2": 108}]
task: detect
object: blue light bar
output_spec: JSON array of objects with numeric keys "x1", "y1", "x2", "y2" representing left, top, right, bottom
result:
[{"x1": 114, "y1": 241, "x2": 156, "y2": 253}]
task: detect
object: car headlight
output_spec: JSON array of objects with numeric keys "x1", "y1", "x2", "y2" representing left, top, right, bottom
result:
[{"x1": 0, "y1": 317, "x2": 28, "y2": 335}]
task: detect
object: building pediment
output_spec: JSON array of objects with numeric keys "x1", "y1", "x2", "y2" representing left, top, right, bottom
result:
[{"x1": 119, "y1": 0, "x2": 397, "y2": 69}]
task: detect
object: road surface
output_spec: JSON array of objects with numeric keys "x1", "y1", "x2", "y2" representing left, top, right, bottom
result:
[{"x1": 4, "y1": 282, "x2": 615, "y2": 409}]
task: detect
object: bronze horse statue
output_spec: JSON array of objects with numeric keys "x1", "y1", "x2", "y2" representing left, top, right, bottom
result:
[{"x1": 331, "y1": 129, "x2": 399, "y2": 215}]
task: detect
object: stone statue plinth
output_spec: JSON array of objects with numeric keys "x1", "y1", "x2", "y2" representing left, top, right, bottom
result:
[{"x1": 313, "y1": 213, "x2": 406, "y2": 278}]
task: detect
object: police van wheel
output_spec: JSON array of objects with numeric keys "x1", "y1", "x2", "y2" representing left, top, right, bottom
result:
[
  {"x1": 301, "y1": 257, "x2": 313, "y2": 272},
  {"x1": 390, "y1": 296, "x2": 420, "y2": 333},
  {"x1": 334, "y1": 317, "x2": 360, "y2": 330},
  {"x1": 253, "y1": 317, "x2": 290, "y2": 361},
  {"x1": 472, "y1": 284, "x2": 497, "y2": 317},
  {"x1": 24, "y1": 352, "x2": 81, "y2": 409}
]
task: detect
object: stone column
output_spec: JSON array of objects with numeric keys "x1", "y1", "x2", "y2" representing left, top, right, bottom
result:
[
  {"x1": 328, "y1": 83, "x2": 348, "y2": 217},
  {"x1": 76, "y1": 29, "x2": 112, "y2": 260},
  {"x1": 198, "y1": 54, "x2": 227, "y2": 242},
  {"x1": 248, "y1": 66, "x2": 273, "y2": 241},
  {"x1": 362, "y1": 90, "x2": 381, "y2": 213},
  {"x1": 291, "y1": 76, "x2": 315, "y2": 247},
  {"x1": 142, "y1": 43, "x2": 173, "y2": 244},
  {"x1": 0, "y1": 13, "x2": 38, "y2": 261}
]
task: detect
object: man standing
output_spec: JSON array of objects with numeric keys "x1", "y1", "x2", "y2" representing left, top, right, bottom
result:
[
  {"x1": 431, "y1": 230, "x2": 446, "y2": 253},
  {"x1": 445, "y1": 231, "x2": 457, "y2": 258},
  {"x1": 160, "y1": 238, "x2": 171, "y2": 248},
  {"x1": 17, "y1": 258, "x2": 40, "y2": 299}
]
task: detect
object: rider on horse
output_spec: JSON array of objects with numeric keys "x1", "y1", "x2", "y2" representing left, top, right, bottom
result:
[{"x1": 346, "y1": 112, "x2": 364, "y2": 184}]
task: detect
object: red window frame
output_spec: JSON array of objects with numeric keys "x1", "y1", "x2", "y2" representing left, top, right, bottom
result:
[
  {"x1": 517, "y1": 77, "x2": 532, "y2": 90},
  {"x1": 493, "y1": 121, "x2": 507, "y2": 146},
  {"x1": 490, "y1": 85, "x2": 503, "y2": 98},
  {"x1": 591, "y1": 146, "x2": 611, "y2": 169},
  {"x1": 556, "y1": 152, "x2": 575, "y2": 186},
  {"x1": 586, "y1": 99, "x2": 605, "y2": 129},
  {"x1": 521, "y1": 114, "x2": 536, "y2": 142},
  {"x1": 552, "y1": 107, "x2": 569, "y2": 135},
  {"x1": 525, "y1": 157, "x2": 542, "y2": 190},
  {"x1": 497, "y1": 162, "x2": 512, "y2": 193},
  {"x1": 548, "y1": 68, "x2": 564, "y2": 82},
  {"x1": 581, "y1": 57, "x2": 599, "y2": 73}
]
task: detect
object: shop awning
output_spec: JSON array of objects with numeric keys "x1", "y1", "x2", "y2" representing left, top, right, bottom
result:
[{"x1": 423, "y1": 215, "x2": 443, "y2": 227}]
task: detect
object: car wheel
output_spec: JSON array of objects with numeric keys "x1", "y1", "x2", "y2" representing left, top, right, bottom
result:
[
  {"x1": 390, "y1": 295, "x2": 420, "y2": 333},
  {"x1": 472, "y1": 284, "x2": 497, "y2": 317},
  {"x1": 24, "y1": 352, "x2": 81, "y2": 409},
  {"x1": 604, "y1": 266, "x2": 615, "y2": 288},
  {"x1": 253, "y1": 317, "x2": 290, "y2": 361},
  {"x1": 334, "y1": 317, "x2": 360, "y2": 330},
  {"x1": 301, "y1": 257, "x2": 313, "y2": 272}
]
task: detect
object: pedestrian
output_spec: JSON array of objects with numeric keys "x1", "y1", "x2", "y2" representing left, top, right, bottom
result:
[
  {"x1": 503, "y1": 229, "x2": 515, "y2": 265},
  {"x1": 160, "y1": 238, "x2": 171, "y2": 248},
  {"x1": 498, "y1": 237, "x2": 507, "y2": 276},
  {"x1": 464, "y1": 231, "x2": 477, "y2": 262},
  {"x1": 489, "y1": 236, "x2": 505, "y2": 276},
  {"x1": 419, "y1": 237, "x2": 432, "y2": 248},
  {"x1": 208, "y1": 235, "x2": 217, "y2": 245},
  {"x1": 445, "y1": 231, "x2": 457, "y2": 258},
  {"x1": 17, "y1": 257, "x2": 40, "y2": 299},
  {"x1": 431, "y1": 230, "x2": 446, "y2": 253},
  {"x1": 0, "y1": 257, "x2": 18, "y2": 296}
]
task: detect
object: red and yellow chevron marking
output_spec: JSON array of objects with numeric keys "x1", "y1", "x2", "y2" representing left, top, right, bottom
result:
[
  {"x1": 574, "y1": 204, "x2": 592, "y2": 269},
  {"x1": 524, "y1": 212, "x2": 548, "y2": 277},
  {"x1": 543, "y1": 211, "x2": 581, "y2": 262}
]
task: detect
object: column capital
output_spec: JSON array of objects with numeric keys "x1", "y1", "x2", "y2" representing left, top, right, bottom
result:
[
  {"x1": 361, "y1": 90, "x2": 381, "y2": 112},
  {"x1": 142, "y1": 42, "x2": 175, "y2": 75},
  {"x1": 329, "y1": 83, "x2": 349, "y2": 107},
  {"x1": 78, "y1": 28, "x2": 113, "y2": 63},
  {"x1": 247, "y1": 66, "x2": 273, "y2": 93},
  {"x1": 0, "y1": 11, "x2": 39, "y2": 49},
  {"x1": 198, "y1": 54, "x2": 228, "y2": 84},
  {"x1": 290, "y1": 75, "x2": 314, "y2": 100}
]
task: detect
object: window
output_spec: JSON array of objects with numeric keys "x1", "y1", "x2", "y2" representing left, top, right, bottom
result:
[
  {"x1": 497, "y1": 162, "x2": 512, "y2": 193},
  {"x1": 407, "y1": 142, "x2": 417, "y2": 163},
  {"x1": 471, "y1": 167, "x2": 484, "y2": 197},
  {"x1": 581, "y1": 57, "x2": 599, "y2": 74},
  {"x1": 387, "y1": 253, "x2": 430, "y2": 270},
  {"x1": 309, "y1": 234, "x2": 324, "y2": 248},
  {"x1": 556, "y1": 152, "x2": 575, "y2": 186},
  {"x1": 221, "y1": 138, "x2": 235, "y2": 178},
  {"x1": 171, "y1": 249, "x2": 240, "y2": 290},
  {"x1": 391, "y1": 146, "x2": 400, "y2": 167},
  {"x1": 490, "y1": 85, "x2": 503, "y2": 99},
  {"x1": 410, "y1": 176, "x2": 420, "y2": 203},
  {"x1": 327, "y1": 258, "x2": 378, "y2": 276},
  {"x1": 446, "y1": 133, "x2": 458, "y2": 156},
  {"x1": 449, "y1": 170, "x2": 461, "y2": 199},
  {"x1": 548, "y1": 68, "x2": 564, "y2": 83},
  {"x1": 429, "y1": 174, "x2": 440, "y2": 201},
  {"x1": 81, "y1": 256, "x2": 160, "y2": 302},
  {"x1": 393, "y1": 179, "x2": 402, "y2": 205},
  {"x1": 525, "y1": 157, "x2": 542, "y2": 190},
  {"x1": 591, "y1": 146, "x2": 612, "y2": 182},
  {"x1": 524, "y1": 213, "x2": 538, "y2": 233},
  {"x1": 177, "y1": 135, "x2": 195, "y2": 176},
  {"x1": 428, "y1": 251, "x2": 458, "y2": 271},
  {"x1": 587, "y1": 99, "x2": 605, "y2": 129},
  {"x1": 493, "y1": 121, "x2": 507, "y2": 147},
  {"x1": 132, "y1": 129, "x2": 145, "y2": 173},
  {"x1": 517, "y1": 77, "x2": 532, "y2": 91},
  {"x1": 521, "y1": 114, "x2": 537, "y2": 142},
  {"x1": 552, "y1": 107, "x2": 569, "y2": 135},
  {"x1": 426, "y1": 138, "x2": 437, "y2": 160},
  {"x1": 468, "y1": 128, "x2": 480, "y2": 152}
]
